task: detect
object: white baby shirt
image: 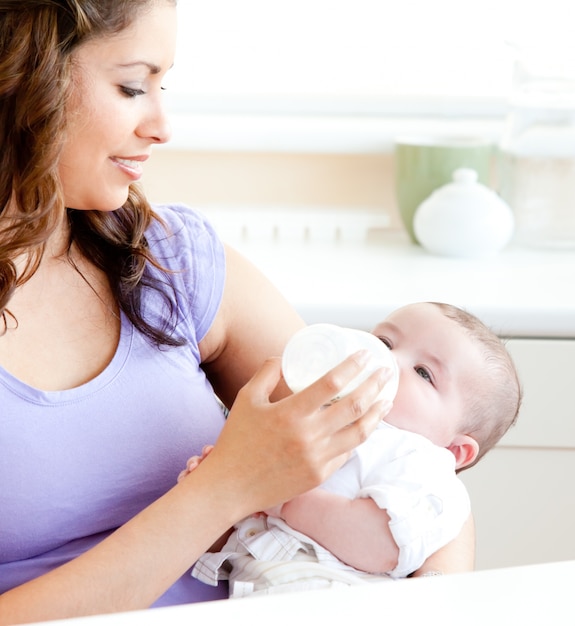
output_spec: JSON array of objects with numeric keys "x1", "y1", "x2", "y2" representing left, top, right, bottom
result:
[{"x1": 321, "y1": 421, "x2": 470, "y2": 577}]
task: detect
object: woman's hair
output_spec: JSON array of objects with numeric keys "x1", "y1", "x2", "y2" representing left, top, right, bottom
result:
[
  {"x1": 0, "y1": 0, "x2": 182, "y2": 346},
  {"x1": 432, "y1": 302, "x2": 523, "y2": 470}
]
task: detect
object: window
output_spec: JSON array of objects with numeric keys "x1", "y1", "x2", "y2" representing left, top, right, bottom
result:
[{"x1": 164, "y1": 0, "x2": 575, "y2": 151}]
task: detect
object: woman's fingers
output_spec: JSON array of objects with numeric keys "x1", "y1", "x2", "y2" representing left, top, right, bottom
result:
[
  {"x1": 237, "y1": 350, "x2": 394, "y2": 455},
  {"x1": 237, "y1": 355, "x2": 284, "y2": 401},
  {"x1": 208, "y1": 352, "x2": 394, "y2": 514},
  {"x1": 327, "y1": 395, "x2": 392, "y2": 455},
  {"x1": 279, "y1": 350, "x2": 388, "y2": 410},
  {"x1": 323, "y1": 365, "x2": 393, "y2": 428}
]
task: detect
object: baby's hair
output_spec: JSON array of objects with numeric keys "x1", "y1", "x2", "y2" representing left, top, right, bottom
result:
[{"x1": 430, "y1": 302, "x2": 522, "y2": 470}]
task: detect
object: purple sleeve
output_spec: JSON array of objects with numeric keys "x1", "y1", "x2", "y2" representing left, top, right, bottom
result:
[{"x1": 147, "y1": 203, "x2": 226, "y2": 344}]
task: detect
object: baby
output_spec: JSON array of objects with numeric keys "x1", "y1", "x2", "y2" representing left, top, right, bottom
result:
[{"x1": 181, "y1": 302, "x2": 522, "y2": 596}]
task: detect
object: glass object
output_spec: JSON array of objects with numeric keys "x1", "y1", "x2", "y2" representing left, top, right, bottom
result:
[{"x1": 498, "y1": 46, "x2": 575, "y2": 248}]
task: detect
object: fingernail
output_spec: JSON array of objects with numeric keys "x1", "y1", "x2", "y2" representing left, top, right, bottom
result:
[
  {"x1": 376, "y1": 367, "x2": 393, "y2": 385},
  {"x1": 353, "y1": 349, "x2": 371, "y2": 366}
]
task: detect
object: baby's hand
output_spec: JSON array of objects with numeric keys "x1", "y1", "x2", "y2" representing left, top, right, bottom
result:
[{"x1": 177, "y1": 444, "x2": 214, "y2": 483}]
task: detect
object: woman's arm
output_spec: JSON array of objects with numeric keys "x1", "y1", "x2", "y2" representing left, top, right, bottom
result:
[
  {"x1": 200, "y1": 245, "x2": 308, "y2": 407},
  {"x1": 410, "y1": 514, "x2": 476, "y2": 576},
  {"x1": 0, "y1": 356, "x2": 388, "y2": 624},
  {"x1": 0, "y1": 248, "x2": 388, "y2": 624}
]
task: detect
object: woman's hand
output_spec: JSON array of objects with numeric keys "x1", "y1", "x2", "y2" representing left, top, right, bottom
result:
[
  {"x1": 198, "y1": 246, "x2": 393, "y2": 516},
  {"x1": 197, "y1": 352, "x2": 393, "y2": 520}
]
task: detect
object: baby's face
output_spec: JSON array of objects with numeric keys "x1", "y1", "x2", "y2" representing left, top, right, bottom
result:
[{"x1": 372, "y1": 303, "x2": 485, "y2": 450}]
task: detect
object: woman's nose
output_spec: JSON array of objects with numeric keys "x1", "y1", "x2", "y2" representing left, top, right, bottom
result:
[{"x1": 137, "y1": 102, "x2": 172, "y2": 144}]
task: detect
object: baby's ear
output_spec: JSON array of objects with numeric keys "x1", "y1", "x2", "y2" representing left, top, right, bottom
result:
[{"x1": 447, "y1": 435, "x2": 479, "y2": 470}]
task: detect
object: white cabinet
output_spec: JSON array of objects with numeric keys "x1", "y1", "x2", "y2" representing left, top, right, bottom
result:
[{"x1": 460, "y1": 339, "x2": 575, "y2": 570}]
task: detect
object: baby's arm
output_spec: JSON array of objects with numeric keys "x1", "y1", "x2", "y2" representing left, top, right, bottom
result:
[{"x1": 275, "y1": 488, "x2": 399, "y2": 574}]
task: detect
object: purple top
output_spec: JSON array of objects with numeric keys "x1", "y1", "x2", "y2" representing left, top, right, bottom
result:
[{"x1": 0, "y1": 204, "x2": 229, "y2": 605}]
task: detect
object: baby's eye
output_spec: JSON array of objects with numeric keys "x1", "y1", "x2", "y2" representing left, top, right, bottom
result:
[
  {"x1": 415, "y1": 366, "x2": 432, "y2": 383},
  {"x1": 377, "y1": 336, "x2": 392, "y2": 350}
]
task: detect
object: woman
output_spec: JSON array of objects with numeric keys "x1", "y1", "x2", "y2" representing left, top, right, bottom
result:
[{"x1": 0, "y1": 1, "x2": 474, "y2": 622}]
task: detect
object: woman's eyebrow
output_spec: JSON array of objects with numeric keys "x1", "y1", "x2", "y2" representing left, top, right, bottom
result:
[{"x1": 116, "y1": 61, "x2": 163, "y2": 74}]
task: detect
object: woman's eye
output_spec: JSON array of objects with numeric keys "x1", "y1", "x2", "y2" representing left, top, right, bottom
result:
[
  {"x1": 377, "y1": 336, "x2": 392, "y2": 349},
  {"x1": 120, "y1": 86, "x2": 145, "y2": 98},
  {"x1": 415, "y1": 366, "x2": 432, "y2": 383}
]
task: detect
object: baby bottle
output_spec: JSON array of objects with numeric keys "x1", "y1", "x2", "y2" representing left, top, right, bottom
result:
[{"x1": 282, "y1": 323, "x2": 399, "y2": 404}]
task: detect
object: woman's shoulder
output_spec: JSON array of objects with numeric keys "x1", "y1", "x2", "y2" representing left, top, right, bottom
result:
[
  {"x1": 144, "y1": 203, "x2": 226, "y2": 340},
  {"x1": 150, "y1": 202, "x2": 210, "y2": 224},
  {"x1": 146, "y1": 203, "x2": 223, "y2": 265},
  {"x1": 148, "y1": 203, "x2": 218, "y2": 243}
]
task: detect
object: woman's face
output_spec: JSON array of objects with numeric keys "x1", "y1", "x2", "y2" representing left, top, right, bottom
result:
[{"x1": 58, "y1": 3, "x2": 177, "y2": 211}]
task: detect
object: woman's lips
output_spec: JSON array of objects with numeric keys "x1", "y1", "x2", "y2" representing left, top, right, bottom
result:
[{"x1": 111, "y1": 156, "x2": 148, "y2": 180}]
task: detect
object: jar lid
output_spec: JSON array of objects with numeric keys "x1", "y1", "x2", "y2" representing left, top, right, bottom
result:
[{"x1": 424, "y1": 168, "x2": 492, "y2": 207}]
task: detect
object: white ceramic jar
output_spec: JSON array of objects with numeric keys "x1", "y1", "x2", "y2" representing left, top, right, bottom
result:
[
  {"x1": 413, "y1": 168, "x2": 515, "y2": 258},
  {"x1": 282, "y1": 323, "x2": 399, "y2": 404}
]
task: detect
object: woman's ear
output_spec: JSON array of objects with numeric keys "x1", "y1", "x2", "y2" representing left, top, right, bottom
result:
[{"x1": 448, "y1": 435, "x2": 479, "y2": 470}]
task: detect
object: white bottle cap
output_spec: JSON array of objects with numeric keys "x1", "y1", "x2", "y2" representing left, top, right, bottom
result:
[{"x1": 282, "y1": 323, "x2": 399, "y2": 403}]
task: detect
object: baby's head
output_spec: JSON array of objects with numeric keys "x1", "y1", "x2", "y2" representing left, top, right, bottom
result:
[{"x1": 372, "y1": 302, "x2": 522, "y2": 471}]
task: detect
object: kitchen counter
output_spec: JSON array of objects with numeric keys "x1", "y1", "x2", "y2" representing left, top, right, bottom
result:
[
  {"x1": 228, "y1": 228, "x2": 575, "y2": 338},
  {"x1": 26, "y1": 559, "x2": 575, "y2": 625}
]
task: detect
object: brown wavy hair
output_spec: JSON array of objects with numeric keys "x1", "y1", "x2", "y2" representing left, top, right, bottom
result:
[{"x1": 0, "y1": 0, "x2": 183, "y2": 346}]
